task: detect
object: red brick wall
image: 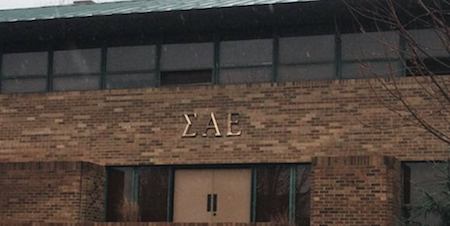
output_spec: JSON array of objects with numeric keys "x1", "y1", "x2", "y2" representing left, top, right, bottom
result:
[
  {"x1": 0, "y1": 77, "x2": 447, "y2": 166},
  {"x1": 311, "y1": 155, "x2": 402, "y2": 226},
  {"x1": 79, "y1": 163, "x2": 105, "y2": 222},
  {"x1": 0, "y1": 162, "x2": 105, "y2": 222},
  {"x1": 0, "y1": 77, "x2": 447, "y2": 224}
]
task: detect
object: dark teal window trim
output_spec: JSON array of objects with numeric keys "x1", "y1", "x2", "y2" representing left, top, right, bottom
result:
[
  {"x1": 167, "y1": 167, "x2": 175, "y2": 222},
  {"x1": 47, "y1": 44, "x2": 54, "y2": 92},
  {"x1": 100, "y1": 43, "x2": 107, "y2": 89},
  {"x1": 250, "y1": 168, "x2": 258, "y2": 222},
  {"x1": 0, "y1": 46, "x2": 3, "y2": 93},
  {"x1": 213, "y1": 32, "x2": 221, "y2": 85},
  {"x1": 289, "y1": 165, "x2": 297, "y2": 222},
  {"x1": 272, "y1": 31, "x2": 279, "y2": 82},
  {"x1": 335, "y1": 33, "x2": 342, "y2": 80}
]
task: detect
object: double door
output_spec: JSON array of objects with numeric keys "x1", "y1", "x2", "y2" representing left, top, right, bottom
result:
[{"x1": 173, "y1": 169, "x2": 251, "y2": 222}]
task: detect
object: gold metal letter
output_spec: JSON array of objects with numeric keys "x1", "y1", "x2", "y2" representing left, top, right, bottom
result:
[
  {"x1": 202, "y1": 112, "x2": 222, "y2": 137},
  {"x1": 227, "y1": 113, "x2": 242, "y2": 136},
  {"x1": 182, "y1": 113, "x2": 197, "y2": 137}
]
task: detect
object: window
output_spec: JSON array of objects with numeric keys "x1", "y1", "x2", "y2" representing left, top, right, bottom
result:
[
  {"x1": 341, "y1": 31, "x2": 402, "y2": 79},
  {"x1": 1, "y1": 52, "x2": 48, "y2": 93},
  {"x1": 160, "y1": 42, "x2": 213, "y2": 86},
  {"x1": 106, "y1": 45, "x2": 156, "y2": 89},
  {"x1": 406, "y1": 29, "x2": 450, "y2": 76},
  {"x1": 106, "y1": 167, "x2": 169, "y2": 222},
  {"x1": 220, "y1": 39, "x2": 273, "y2": 84},
  {"x1": 278, "y1": 35, "x2": 335, "y2": 81},
  {"x1": 403, "y1": 162, "x2": 449, "y2": 225},
  {"x1": 256, "y1": 165, "x2": 311, "y2": 225},
  {"x1": 53, "y1": 48, "x2": 101, "y2": 91}
]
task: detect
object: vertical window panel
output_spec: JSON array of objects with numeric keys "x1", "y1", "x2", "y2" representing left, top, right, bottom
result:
[
  {"x1": 408, "y1": 29, "x2": 450, "y2": 58},
  {"x1": 53, "y1": 76, "x2": 100, "y2": 91},
  {"x1": 137, "y1": 168, "x2": 169, "y2": 222},
  {"x1": 160, "y1": 70, "x2": 212, "y2": 86},
  {"x1": 278, "y1": 64, "x2": 334, "y2": 82},
  {"x1": 106, "y1": 73, "x2": 155, "y2": 89},
  {"x1": 220, "y1": 39, "x2": 272, "y2": 67},
  {"x1": 107, "y1": 46, "x2": 156, "y2": 72},
  {"x1": 219, "y1": 68, "x2": 272, "y2": 84},
  {"x1": 53, "y1": 48, "x2": 101, "y2": 75},
  {"x1": 341, "y1": 31, "x2": 399, "y2": 60},
  {"x1": 1, "y1": 79, "x2": 47, "y2": 93},
  {"x1": 161, "y1": 43, "x2": 213, "y2": 71},
  {"x1": 279, "y1": 35, "x2": 335, "y2": 64},
  {"x1": 341, "y1": 61, "x2": 401, "y2": 79},
  {"x1": 2, "y1": 52, "x2": 48, "y2": 77},
  {"x1": 295, "y1": 166, "x2": 311, "y2": 226},
  {"x1": 256, "y1": 166, "x2": 290, "y2": 223},
  {"x1": 403, "y1": 162, "x2": 448, "y2": 226},
  {"x1": 106, "y1": 168, "x2": 135, "y2": 222}
]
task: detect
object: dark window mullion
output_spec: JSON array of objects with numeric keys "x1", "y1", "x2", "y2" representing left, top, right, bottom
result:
[
  {"x1": 289, "y1": 166, "x2": 297, "y2": 223},
  {"x1": 273, "y1": 30, "x2": 279, "y2": 83},
  {"x1": 213, "y1": 32, "x2": 221, "y2": 85},
  {"x1": 167, "y1": 167, "x2": 174, "y2": 222},
  {"x1": 335, "y1": 32, "x2": 342, "y2": 80},
  {"x1": 250, "y1": 168, "x2": 257, "y2": 222},
  {"x1": 100, "y1": 44, "x2": 107, "y2": 89},
  {"x1": 155, "y1": 35, "x2": 163, "y2": 87},
  {"x1": 47, "y1": 44, "x2": 54, "y2": 92},
  {"x1": 0, "y1": 46, "x2": 3, "y2": 93}
]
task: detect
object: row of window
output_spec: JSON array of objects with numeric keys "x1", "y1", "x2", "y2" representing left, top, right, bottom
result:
[
  {"x1": 106, "y1": 165, "x2": 311, "y2": 224},
  {"x1": 1, "y1": 29, "x2": 448, "y2": 93}
]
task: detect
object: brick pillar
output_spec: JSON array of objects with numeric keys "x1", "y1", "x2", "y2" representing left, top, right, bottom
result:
[
  {"x1": 0, "y1": 161, "x2": 105, "y2": 222},
  {"x1": 311, "y1": 155, "x2": 402, "y2": 226}
]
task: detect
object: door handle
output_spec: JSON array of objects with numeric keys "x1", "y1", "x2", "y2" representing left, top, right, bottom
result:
[
  {"x1": 212, "y1": 194, "x2": 217, "y2": 212},
  {"x1": 207, "y1": 194, "x2": 212, "y2": 212}
]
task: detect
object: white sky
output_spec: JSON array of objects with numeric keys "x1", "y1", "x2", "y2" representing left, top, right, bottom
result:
[{"x1": 0, "y1": 0, "x2": 129, "y2": 10}]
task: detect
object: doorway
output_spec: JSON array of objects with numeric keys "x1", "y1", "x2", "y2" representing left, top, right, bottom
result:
[{"x1": 173, "y1": 169, "x2": 251, "y2": 222}]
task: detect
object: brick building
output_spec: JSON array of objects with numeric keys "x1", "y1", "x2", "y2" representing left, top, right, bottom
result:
[{"x1": 0, "y1": 0, "x2": 448, "y2": 225}]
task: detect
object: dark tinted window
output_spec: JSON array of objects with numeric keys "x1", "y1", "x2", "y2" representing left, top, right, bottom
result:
[
  {"x1": 106, "y1": 168, "x2": 134, "y2": 222},
  {"x1": 161, "y1": 70, "x2": 212, "y2": 86},
  {"x1": 106, "y1": 73, "x2": 155, "y2": 89},
  {"x1": 403, "y1": 162, "x2": 448, "y2": 225},
  {"x1": 2, "y1": 52, "x2": 48, "y2": 77},
  {"x1": 296, "y1": 166, "x2": 311, "y2": 226},
  {"x1": 256, "y1": 166, "x2": 290, "y2": 223},
  {"x1": 137, "y1": 168, "x2": 169, "y2": 222},
  {"x1": 1, "y1": 79, "x2": 47, "y2": 93},
  {"x1": 107, "y1": 46, "x2": 156, "y2": 72},
  {"x1": 106, "y1": 167, "x2": 169, "y2": 222},
  {"x1": 53, "y1": 49, "x2": 101, "y2": 75}
]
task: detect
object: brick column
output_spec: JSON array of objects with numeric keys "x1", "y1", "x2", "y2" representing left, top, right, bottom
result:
[
  {"x1": 311, "y1": 155, "x2": 402, "y2": 226},
  {"x1": 0, "y1": 161, "x2": 105, "y2": 222}
]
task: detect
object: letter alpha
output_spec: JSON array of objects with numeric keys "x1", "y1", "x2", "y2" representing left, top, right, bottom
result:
[{"x1": 202, "y1": 112, "x2": 222, "y2": 137}]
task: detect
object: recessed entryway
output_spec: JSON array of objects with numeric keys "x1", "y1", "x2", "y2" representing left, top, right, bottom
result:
[{"x1": 173, "y1": 169, "x2": 251, "y2": 222}]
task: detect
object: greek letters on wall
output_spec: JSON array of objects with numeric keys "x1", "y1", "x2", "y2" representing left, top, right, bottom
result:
[{"x1": 182, "y1": 113, "x2": 242, "y2": 138}]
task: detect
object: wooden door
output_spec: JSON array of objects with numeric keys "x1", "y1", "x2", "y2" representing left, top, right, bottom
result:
[
  {"x1": 173, "y1": 169, "x2": 251, "y2": 223},
  {"x1": 173, "y1": 170, "x2": 213, "y2": 222},
  {"x1": 212, "y1": 169, "x2": 251, "y2": 222}
]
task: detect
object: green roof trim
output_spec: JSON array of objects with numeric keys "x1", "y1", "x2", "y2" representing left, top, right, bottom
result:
[{"x1": 0, "y1": 0, "x2": 316, "y2": 23}]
